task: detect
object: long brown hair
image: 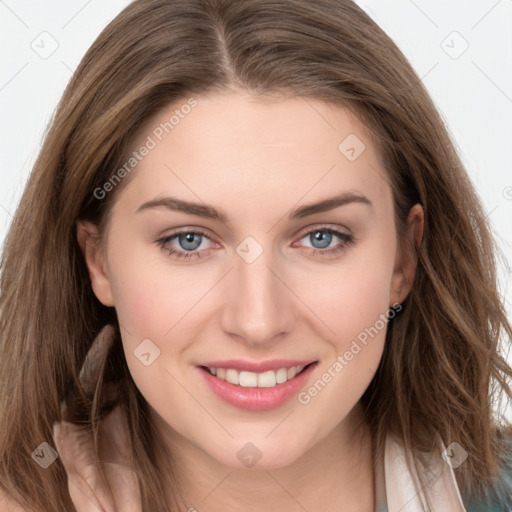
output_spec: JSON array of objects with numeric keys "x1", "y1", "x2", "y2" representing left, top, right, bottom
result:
[{"x1": 1, "y1": 0, "x2": 511, "y2": 510}]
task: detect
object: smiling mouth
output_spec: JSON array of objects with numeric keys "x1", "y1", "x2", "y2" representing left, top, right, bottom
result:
[{"x1": 199, "y1": 362, "x2": 316, "y2": 388}]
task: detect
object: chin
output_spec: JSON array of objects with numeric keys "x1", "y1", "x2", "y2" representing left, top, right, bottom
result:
[{"x1": 207, "y1": 438, "x2": 308, "y2": 471}]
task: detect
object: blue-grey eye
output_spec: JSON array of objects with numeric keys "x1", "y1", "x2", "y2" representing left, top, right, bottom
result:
[
  {"x1": 178, "y1": 232, "x2": 202, "y2": 250},
  {"x1": 310, "y1": 230, "x2": 332, "y2": 249}
]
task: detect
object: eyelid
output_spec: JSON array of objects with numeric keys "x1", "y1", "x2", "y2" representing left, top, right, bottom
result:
[
  {"x1": 294, "y1": 223, "x2": 351, "y2": 240},
  {"x1": 159, "y1": 226, "x2": 218, "y2": 245},
  {"x1": 159, "y1": 223, "x2": 350, "y2": 245}
]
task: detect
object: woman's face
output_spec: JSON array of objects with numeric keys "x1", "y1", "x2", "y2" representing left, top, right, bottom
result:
[{"x1": 78, "y1": 90, "x2": 422, "y2": 470}]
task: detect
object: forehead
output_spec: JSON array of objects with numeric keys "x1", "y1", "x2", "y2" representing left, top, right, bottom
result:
[{"x1": 115, "y1": 91, "x2": 391, "y2": 222}]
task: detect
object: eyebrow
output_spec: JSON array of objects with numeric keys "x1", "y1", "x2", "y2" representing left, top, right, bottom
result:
[{"x1": 136, "y1": 192, "x2": 372, "y2": 222}]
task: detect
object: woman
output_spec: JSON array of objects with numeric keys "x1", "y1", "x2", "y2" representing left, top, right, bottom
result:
[{"x1": 0, "y1": 0, "x2": 511, "y2": 510}]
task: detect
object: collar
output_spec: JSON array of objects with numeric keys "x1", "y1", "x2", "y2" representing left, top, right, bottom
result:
[{"x1": 374, "y1": 434, "x2": 467, "y2": 511}]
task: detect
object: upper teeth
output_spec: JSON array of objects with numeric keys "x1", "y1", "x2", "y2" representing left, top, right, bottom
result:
[{"x1": 208, "y1": 366, "x2": 305, "y2": 387}]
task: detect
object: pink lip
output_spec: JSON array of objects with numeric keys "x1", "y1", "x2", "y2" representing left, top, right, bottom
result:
[
  {"x1": 199, "y1": 359, "x2": 315, "y2": 373},
  {"x1": 197, "y1": 362, "x2": 318, "y2": 411}
]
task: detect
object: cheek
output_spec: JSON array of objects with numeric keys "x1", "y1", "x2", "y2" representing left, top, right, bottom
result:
[
  {"x1": 106, "y1": 236, "x2": 199, "y2": 337},
  {"x1": 296, "y1": 258, "x2": 393, "y2": 430},
  {"x1": 108, "y1": 262, "x2": 194, "y2": 431},
  {"x1": 303, "y1": 253, "x2": 394, "y2": 346},
  {"x1": 296, "y1": 237, "x2": 395, "y2": 413},
  {"x1": 105, "y1": 241, "x2": 206, "y2": 403}
]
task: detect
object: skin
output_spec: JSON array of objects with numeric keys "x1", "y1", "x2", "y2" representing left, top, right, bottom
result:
[{"x1": 76, "y1": 89, "x2": 424, "y2": 512}]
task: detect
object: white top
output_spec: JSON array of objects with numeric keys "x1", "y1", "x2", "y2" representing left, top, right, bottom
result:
[{"x1": 374, "y1": 434, "x2": 467, "y2": 511}]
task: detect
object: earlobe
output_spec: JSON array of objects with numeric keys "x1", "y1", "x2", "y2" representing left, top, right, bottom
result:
[
  {"x1": 76, "y1": 220, "x2": 115, "y2": 307},
  {"x1": 390, "y1": 204, "x2": 424, "y2": 306}
]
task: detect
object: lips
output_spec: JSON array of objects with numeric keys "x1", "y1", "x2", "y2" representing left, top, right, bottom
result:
[
  {"x1": 199, "y1": 359, "x2": 316, "y2": 373},
  {"x1": 197, "y1": 359, "x2": 318, "y2": 411}
]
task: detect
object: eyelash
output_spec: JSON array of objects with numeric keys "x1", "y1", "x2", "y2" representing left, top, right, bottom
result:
[{"x1": 156, "y1": 226, "x2": 355, "y2": 261}]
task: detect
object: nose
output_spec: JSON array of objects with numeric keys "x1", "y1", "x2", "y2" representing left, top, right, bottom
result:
[{"x1": 220, "y1": 246, "x2": 295, "y2": 347}]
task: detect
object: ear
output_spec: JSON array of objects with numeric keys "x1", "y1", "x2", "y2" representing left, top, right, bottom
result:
[
  {"x1": 76, "y1": 220, "x2": 115, "y2": 307},
  {"x1": 389, "y1": 203, "x2": 424, "y2": 306}
]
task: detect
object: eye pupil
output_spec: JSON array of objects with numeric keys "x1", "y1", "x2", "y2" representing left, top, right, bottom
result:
[{"x1": 311, "y1": 230, "x2": 332, "y2": 249}]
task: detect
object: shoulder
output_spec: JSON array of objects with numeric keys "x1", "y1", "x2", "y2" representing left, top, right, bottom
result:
[{"x1": 463, "y1": 430, "x2": 512, "y2": 512}]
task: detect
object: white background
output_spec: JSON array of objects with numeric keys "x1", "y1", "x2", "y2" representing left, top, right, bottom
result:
[{"x1": 1, "y1": 1, "x2": 511, "y2": 371}]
